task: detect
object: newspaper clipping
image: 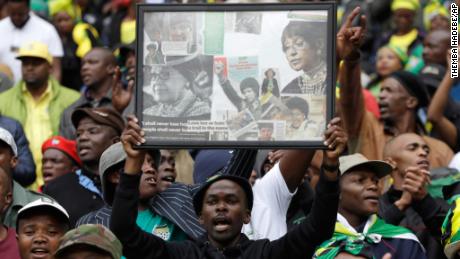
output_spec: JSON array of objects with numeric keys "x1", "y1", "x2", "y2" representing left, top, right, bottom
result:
[{"x1": 141, "y1": 10, "x2": 329, "y2": 143}]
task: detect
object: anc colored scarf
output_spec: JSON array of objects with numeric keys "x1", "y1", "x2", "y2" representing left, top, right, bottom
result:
[{"x1": 314, "y1": 214, "x2": 421, "y2": 259}]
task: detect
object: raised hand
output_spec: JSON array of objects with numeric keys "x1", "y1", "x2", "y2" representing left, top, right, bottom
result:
[
  {"x1": 268, "y1": 150, "x2": 286, "y2": 164},
  {"x1": 323, "y1": 117, "x2": 348, "y2": 164},
  {"x1": 336, "y1": 6, "x2": 367, "y2": 61},
  {"x1": 322, "y1": 117, "x2": 348, "y2": 181},
  {"x1": 402, "y1": 166, "x2": 430, "y2": 201},
  {"x1": 121, "y1": 115, "x2": 146, "y2": 175},
  {"x1": 112, "y1": 66, "x2": 135, "y2": 114}
]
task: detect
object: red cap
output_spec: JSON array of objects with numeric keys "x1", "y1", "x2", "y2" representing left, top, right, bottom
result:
[{"x1": 41, "y1": 136, "x2": 82, "y2": 167}]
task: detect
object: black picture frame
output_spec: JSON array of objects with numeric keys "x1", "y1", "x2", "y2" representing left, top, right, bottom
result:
[{"x1": 136, "y1": 2, "x2": 336, "y2": 148}]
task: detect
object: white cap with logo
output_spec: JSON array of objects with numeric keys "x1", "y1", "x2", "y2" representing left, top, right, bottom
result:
[{"x1": 0, "y1": 127, "x2": 17, "y2": 156}]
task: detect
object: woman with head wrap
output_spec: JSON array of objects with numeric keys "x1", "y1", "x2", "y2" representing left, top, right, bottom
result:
[
  {"x1": 366, "y1": 44, "x2": 408, "y2": 98},
  {"x1": 50, "y1": 0, "x2": 100, "y2": 91}
]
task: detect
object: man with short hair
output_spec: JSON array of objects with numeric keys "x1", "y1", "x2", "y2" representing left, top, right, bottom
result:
[
  {"x1": 43, "y1": 107, "x2": 124, "y2": 227},
  {"x1": 0, "y1": 41, "x2": 80, "y2": 190},
  {"x1": 16, "y1": 198, "x2": 70, "y2": 259},
  {"x1": 0, "y1": 127, "x2": 50, "y2": 227},
  {"x1": 110, "y1": 115, "x2": 343, "y2": 258},
  {"x1": 59, "y1": 47, "x2": 118, "y2": 140},
  {"x1": 0, "y1": 166, "x2": 19, "y2": 259},
  {"x1": 421, "y1": 30, "x2": 460, "y2": 152},
  {"x1": 0, "y1": 0, "x2": 63, "y2": 82},
  {"x1": 422, "y1": 30, "x2": 450, "y2": 67},
  {"x1": 338, "y1": 7, "x2": 453, "y2": 168},
  {"x1": 314, "y1": 153, "x2": 426, "y2": 258},
  {"x1": 55, "y1": 224, "x2": 122, "y2": 259},
  {"x1": 380, "y1": 133, "x2": 449, "y2": 259}
]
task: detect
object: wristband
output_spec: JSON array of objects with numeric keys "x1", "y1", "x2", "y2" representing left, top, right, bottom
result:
[
  {"x1": 344, "y1": 51, "x2": 361, "y2": 63},
  {"x1": 322, "y1": 163, "x2": 340, "y2": 172}
]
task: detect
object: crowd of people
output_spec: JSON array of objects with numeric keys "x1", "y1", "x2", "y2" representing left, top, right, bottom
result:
[{"x1": 1, "y1": 0, "x2": 460, "y2": 258}]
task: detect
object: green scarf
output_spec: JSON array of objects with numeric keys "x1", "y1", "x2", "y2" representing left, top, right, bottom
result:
[{"x1": 314, "y1": 214, "x2": 421, "y2": 259}]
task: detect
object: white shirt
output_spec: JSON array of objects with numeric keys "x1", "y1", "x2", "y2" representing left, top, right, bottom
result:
[
  {"x1": 0, "y1": 13, "x2": 63, "y2": 82},
  {"x1": 449, "y1": 152, "x2": 460, "y2": 172},
  {"x1": 242, "y1": 162, "x2": 296, "y2": 240}
]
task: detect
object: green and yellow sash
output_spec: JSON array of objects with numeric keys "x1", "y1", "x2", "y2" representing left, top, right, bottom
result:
[{"x1": 314, "y1": 214, "x2": 421, "y2": 258}]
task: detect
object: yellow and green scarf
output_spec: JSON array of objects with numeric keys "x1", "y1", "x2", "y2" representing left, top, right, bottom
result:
[{"x1": 314, "y1": 214, "x2": 421, "y2": 259}]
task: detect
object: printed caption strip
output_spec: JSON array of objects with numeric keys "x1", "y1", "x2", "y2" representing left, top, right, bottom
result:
[{"x1": 452, "y1": 3, "x2": 459, "y2": 78}]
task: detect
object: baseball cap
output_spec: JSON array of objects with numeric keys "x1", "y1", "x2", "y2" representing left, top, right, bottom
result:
[
  {"x1": 55, "y1": 224, "x2": 122, "y2": 259},
  {"x1": 71, "y1": 107, "x2": 125, "y2": 136},
  {"x1": 339, "y1": 153, "x2": 393, "y2": 178},
  {"x1": 99, "y1": 142, "x2": 126, "y2": 204},
  {"x1": 16, "y1": 41, "x2": 53, "y2": 64},
  {"x1": 99, "y1": 142, "x2": 161, "y2": 204},
  {"x1": 0, "y1": 127, "x2": 17, "y2": 156},
  {"x1": 17, "y1": 197, "x2": 70, "y2": 230},
  {"x1": 42, "y1": 136, "x2": 82, "y2": 167},
  {"x1": 192, "y1": 174, "x2": 253, "y2": 215}
]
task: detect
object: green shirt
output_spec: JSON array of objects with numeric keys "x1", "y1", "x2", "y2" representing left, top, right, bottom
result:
[
  {"x1": 136, "y1": 209, "x2": 187, "y2": 241},
  {"x1": 3, "y1": 181, "x2": 51, "y2": 228}
]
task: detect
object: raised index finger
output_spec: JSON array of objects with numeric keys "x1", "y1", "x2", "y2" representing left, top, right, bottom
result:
[
  {"x1": 342, "y1": 6, "x2": 361, "y2": 30},
  {"x1": 359, "y1": 12, "x2": 367, "y2": 33}
]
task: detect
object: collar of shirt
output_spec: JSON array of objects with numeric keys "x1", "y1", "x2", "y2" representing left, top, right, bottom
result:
[
  {"x1": 21, "y1": 81, "x2": 53, "y2": 103},
  {"x1": 11, "y1": 181, "x2": 30, "y2": 209},
  {"x1": 82, "y1": 85, "x2": 113, "y2": 108}
]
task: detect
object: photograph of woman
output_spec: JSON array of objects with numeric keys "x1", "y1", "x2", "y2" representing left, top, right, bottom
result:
[
  {"x1": 281, "y1": 21, "x2": 327, "y2": 96},
  {"x1": 260, "y1": 68, "x2": 280, "y2": 105},
  {"x1": 284, "y1": 96, "x2": 320, "y2": 139}
]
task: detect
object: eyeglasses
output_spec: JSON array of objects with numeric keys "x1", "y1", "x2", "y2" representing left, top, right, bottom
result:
[{"x1": 151, "y1": 70, "x2": 170, "y2": 81}]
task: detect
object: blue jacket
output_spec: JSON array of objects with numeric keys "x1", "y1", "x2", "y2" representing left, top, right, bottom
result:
[{"x1": 0, "y1": 115, "x2": 36, "y2": 186}]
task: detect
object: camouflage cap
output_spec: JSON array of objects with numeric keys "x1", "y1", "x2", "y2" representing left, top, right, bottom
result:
[{"x1": 55, "y1": 224, "x2": 122, "y2": 259}]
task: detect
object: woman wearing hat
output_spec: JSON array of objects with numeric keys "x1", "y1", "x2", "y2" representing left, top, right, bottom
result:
[{"x1": 372, "y1": 0, "x2": 425, "y2": 74}]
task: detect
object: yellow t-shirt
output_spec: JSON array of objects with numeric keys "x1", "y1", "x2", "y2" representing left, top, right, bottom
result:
[
  {"x1": 389, "y1": 29, "x2": 418, "y2": 53},
  {"x1": 22, "y1": 83, "x2": 53, "y2": 190},
  {"x1": 121, "y1": 20, "x2": 136, "y2": 44}
]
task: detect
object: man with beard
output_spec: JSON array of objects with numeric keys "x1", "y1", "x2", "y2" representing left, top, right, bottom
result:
[
  {"x1": 338, "y1": 7, "x2": 453, "y2": 167},
  {"x1": 0, "y1": 41, "x2": 79, "y2": 190},
  {"x1": 43, "y1": 107, "x2": 124, "y2": 227},
  {"x1": 379, "y1": 133, "x2": 450, "y2": 259}
]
